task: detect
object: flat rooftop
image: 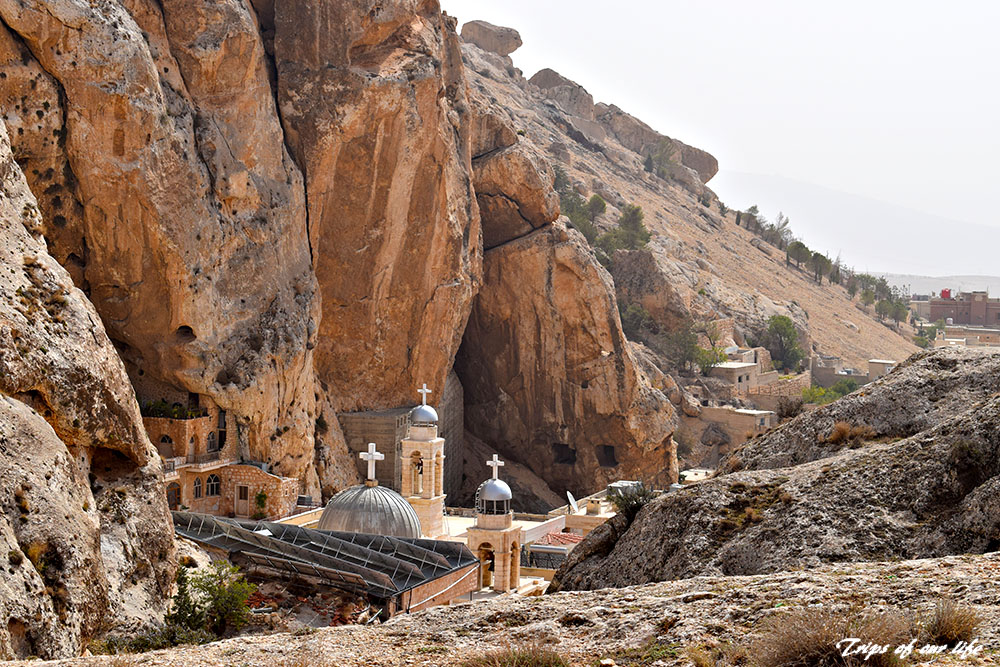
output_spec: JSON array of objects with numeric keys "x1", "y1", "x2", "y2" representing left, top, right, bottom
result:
[
  {"x1": 868, "y1": 359, "x2": 896, "y2": 364},
  {"x1": 715, "y1": 362, "x2": 757, "y2": 369}
]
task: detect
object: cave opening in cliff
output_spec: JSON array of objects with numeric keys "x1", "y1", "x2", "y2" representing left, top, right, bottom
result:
[
  {"x1": 595, "y1": 445, "x2": 619, "y2": 468},
  {"x1": 551, "y1": 443, "x2": 577, "y2": 465}
]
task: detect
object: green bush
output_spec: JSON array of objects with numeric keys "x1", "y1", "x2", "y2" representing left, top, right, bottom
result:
[
  {"x1": 695, "y1": 346, "x2": 727, "y2": 376},
  {"x1": 609, "y1": 483, "x2": 658, "y2": 524},
  {"x1": 191, "y1": 561, "x2": 257, "y2": 636},
  {"x1": 596, "y1": 204, "x2": 650, "y2": 253}
]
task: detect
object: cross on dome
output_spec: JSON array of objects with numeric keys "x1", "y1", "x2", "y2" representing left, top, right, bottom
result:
[
  {"x1": 417, "y1": 383, "x2": 432, "y2": 406},
  {"x1": 487, "y1": 454, "x2": 505, "y2": 479},
  {"x1": 359, "y1": 442, "x2": 384, "y2": 482}
]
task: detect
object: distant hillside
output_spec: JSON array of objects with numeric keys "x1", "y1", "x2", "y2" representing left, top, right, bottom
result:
[
  {"x1": 712, "y1": 170, "x2": 1000, "y2": 276},
  {"x1": 880, "y1": 273, "x2": 1000, "y2": 296}
]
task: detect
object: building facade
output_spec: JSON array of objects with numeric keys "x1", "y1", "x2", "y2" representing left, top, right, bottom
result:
[{"x1": 928, "y1": 291, "x2": 1000, "y2": 326}]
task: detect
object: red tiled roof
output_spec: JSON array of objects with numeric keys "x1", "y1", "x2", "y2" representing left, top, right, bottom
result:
[{"x1": 535, "y1": 531, "x2": 585, "y2": 546}]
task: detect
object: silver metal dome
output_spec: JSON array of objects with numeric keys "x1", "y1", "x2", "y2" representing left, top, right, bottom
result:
[
  {"x1": 478, "y1": 478, "x2": 512, "y2": 501},
  {"x1": 316, "y1": 483, "x2": 422, "y2": 538},
  {"x1": 410, "y1": 404, "x2": 439, "y2": 424}
]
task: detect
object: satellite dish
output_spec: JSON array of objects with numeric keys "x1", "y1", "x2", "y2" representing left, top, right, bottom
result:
[{"x1": 566, "y1": 491, "x2": 579, "y2": 513}]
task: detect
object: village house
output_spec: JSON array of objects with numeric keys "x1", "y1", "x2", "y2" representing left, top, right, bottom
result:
[
  {"x1": 810, "y1": 355, "x2": 896, "y2": 389},
  {"x1": 130, "y1": 368, "x2": 300, "y2": 520},
  {"x1": 933, "y1": 324, "x2": 1000, "y2": 349},
  {"x1": 928, "y1": 290, "x2": 1000, "y2": 326}
]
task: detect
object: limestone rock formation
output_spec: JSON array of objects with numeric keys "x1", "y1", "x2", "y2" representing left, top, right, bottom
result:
[
  {"x1": 460, "y1": 19, "x2": 522, "y2": 57},
  {"x1": 456, "y1": 221, "x2": 678, "y2": 496},
  {"x1": 610, "y1": 248, "x2": 692, "y2": 332},
  {"x1": 0, "y1": 0, "x2": 323, "y2": 495},
  {"x1": 529, "y1": 68, "x2": 596, "y2": 120},
  {"x1": 721, "y1": 347, "x2": 1000, "y2": 473},
  {"x1": 595, "y1": 103, "x2": 719, "y2": 182},
  {"x1": 0, "y1": 124, "x2": 174, "y2": 660},
  {"x1": 550, "y1": 347, "x2": 1000, "y2": 591},
  {"x1": 274, "y1": 1, "x2": 481, "y2": 415}
]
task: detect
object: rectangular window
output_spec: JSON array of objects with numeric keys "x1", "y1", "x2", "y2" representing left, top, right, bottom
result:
[{"x1": 238, "y1": 486, "x2": 249, "y2": 501}]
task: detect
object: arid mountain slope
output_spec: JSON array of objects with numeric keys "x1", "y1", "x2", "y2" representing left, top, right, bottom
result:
[
  {"x1": 457, "y1": 32, "x2": 917, "y2": 367},
  {"x1": 550, "y1": 347, "x2": 1000, "y2": 591},
  {"x1": 0, "y1": 123, "x2": 174, "y2": 660}
]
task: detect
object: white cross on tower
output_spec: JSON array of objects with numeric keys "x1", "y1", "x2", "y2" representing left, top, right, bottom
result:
[
  {"x1": 417, "y1": 383, "x2": 432, "y2": 406},
  {"x1": 487, "y1": 454, "x2": 505, "y2": 480},
  {"x1": 359, "y1": 442, "x2": 384, "y2": 482}
]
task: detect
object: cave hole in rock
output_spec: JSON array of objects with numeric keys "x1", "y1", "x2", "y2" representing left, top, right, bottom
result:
[
  {"x1": 595, "y1": 444, "x2": 619, "y2": 468},
  {"x1": 90, "y1": 447, "x2": 137, "y2": 483},
  {"x1": 7, "y1": 618, "x2": 32, "y2": 659},
  {"x1": 175, "y1": 325, "x2": 196, "y2": 342},
  {"x1": 551, "y1": 443, "x2": 577, "y2": 465}
]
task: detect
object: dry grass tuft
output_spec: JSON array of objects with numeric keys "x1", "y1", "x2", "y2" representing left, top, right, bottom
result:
[
  {"x1": 459, "y1": 643, "x2": 568, "y2": 667},
  {"x1": 751, "y1": 607, "x2": 912, "y2": 667},
  {"x1": 922, "y1": 599, "x2": 979, "y2": 646},
  {"x1": 826, "y1": 421, "x2": 852, "y2": 445}
]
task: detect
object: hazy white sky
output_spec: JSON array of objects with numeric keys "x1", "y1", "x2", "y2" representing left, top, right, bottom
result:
[{"x1": 443, "y1": 1, "x2": 1000, "y2": 242}]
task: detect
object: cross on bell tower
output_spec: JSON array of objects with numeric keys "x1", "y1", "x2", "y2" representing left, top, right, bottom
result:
[
  {"x1": 418, "y1": 383, "x2": 432, "y2": 406},
  {"x1": 359, "y1": 442, "x2": 384, "y2": 485},
  {"x1": 487, "y1": 454, "x2": 504, "y2": 479}
]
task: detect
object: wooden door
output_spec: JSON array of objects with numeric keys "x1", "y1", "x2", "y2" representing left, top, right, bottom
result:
[{"x1": 236, "y1": 485, "x2": 250, "y2": 517}]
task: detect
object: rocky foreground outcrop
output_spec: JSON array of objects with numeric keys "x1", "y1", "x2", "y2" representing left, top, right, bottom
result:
[
  {"x1": 0, "y1": 124, "x2": 174, "y2": 660},
  {"x1": 15, "y1": 552, "x2": 1000, "y2": 666},
  {"x1": 550, "y1": 347, "x2": 1000, "y2": 591}
]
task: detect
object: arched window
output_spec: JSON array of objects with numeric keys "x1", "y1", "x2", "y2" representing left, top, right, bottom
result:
[
  {"x1": 207, "y1": 431, "x2": 218, "y2": 452},
  {"x1": 159, "y1": 435, "x2": 173, "y2": 445},
  {"x1": 193, "y1": 477, "x2": 202, "y2": 499},
  {"x1": 206, "y1": 474, "x2": 221, "y2": 496}
]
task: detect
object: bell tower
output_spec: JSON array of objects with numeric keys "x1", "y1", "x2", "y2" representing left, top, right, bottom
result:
[
  {"x1": 400, "y1": 383, "x2": 448, "y2": 538},
  {"x1": 466, "y1": 455, "x2": 522, "y2": 593}
]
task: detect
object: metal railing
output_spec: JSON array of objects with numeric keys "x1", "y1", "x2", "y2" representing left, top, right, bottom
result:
[{"x1": 189, "y1": 452, "x2": 221, "y2": 465}]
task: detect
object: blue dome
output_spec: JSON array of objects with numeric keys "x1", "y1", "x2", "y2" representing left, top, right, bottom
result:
[{"x1": 316, "y1": 484, "x2": 421, "y2": 538}]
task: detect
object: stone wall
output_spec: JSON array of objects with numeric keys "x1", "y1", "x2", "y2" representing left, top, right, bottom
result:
[
  {"x1": 338, "y1": 409, "x2": 410, "y2": 490},
  {"x1": 440, "y1": 370, "x2": 465, "y2": 496}
]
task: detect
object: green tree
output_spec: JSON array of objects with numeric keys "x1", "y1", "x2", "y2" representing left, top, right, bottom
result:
[
  {"x1": 695, "y1": 346, "x2": 728, "y2": 376},
  {"x1": 809, "y1": 251, "x2": 831, "y2": 284},
  {"x1": 891, "y1": 301, "x2": 908, "y2": 328},
  {"x1": 587, "y1": 194, "x2": 606, "y2": 223},
  {"x1": 643, "y1": 154, "x2": 654, "y2": 173},
  {"x1": 755, "y1": 315, "x2": 804, "y2": 372},
  {"x1": 786, "y1": 240, "x2": 810, "y2": 268},
  {"x1": 662, "y1": 318, "x2": 699, "y2": 372},
  {"x1": 165, "y1": 566, "x2": 205, "y2": 632},
  {"x1": 846, "y1": 279, "x2": 858, "y2": 299},
  {"x1": 860, "y1": 288, "x2": 876, "y2": 310},
  {"x1": 191, "y1": 561, "x2": 257, "y2": 636}
]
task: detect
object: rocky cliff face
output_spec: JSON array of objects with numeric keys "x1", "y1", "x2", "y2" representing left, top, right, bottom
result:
[
  {"x1": 274, "y1": 1, "x2": 481, "y2": 415},
  {"x1": 0, "y1": 123, "x2": 174, "y2": 660},
  {"x1": 0, "y1": 0, "x2": 678, "y2": 534},
  {"x1": 0, "y1": 0, "x2": 325, "y2": 494},
  {"x1": 457, "y1": 221, "x2": 677, "y2": 495},
  {"x1": 550, "y1": 347, "x2": 1000, "y2": 591}
]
